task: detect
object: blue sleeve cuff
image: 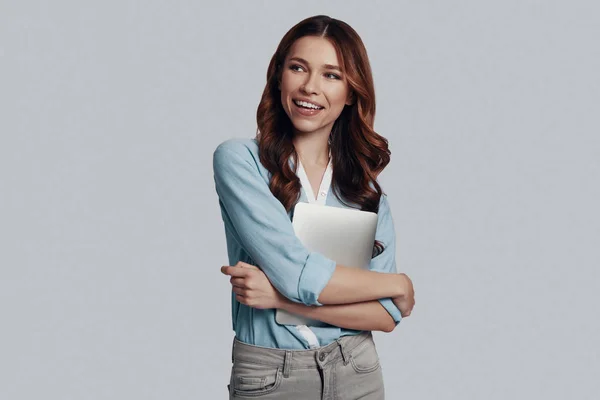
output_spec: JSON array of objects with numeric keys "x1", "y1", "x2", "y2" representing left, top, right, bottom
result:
[
  {"x1": 378, "y1": 298, "x2": 403, "y2": 326},
  {"x1": 297, "y1": 252, "x2": 337, "y2": 306}
]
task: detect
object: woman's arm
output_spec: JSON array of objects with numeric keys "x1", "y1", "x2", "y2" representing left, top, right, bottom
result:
[
  {"x1": 279, "y1": 298, "x2": 397, "y2": 332},
  {"x1": 316, "y1": 264, "x2": 404, "y2": 304},
  {"x1": 226, "y1": 263, "x2": 398, "y2": 332}
]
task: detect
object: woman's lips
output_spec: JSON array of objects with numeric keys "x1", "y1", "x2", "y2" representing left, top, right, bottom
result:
[{"x1": 292, "y1": 101, "x2": 324, "y2": 117}]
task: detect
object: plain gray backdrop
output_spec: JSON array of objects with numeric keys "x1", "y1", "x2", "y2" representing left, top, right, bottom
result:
[{"x1": 1, "y1": 1, "x2": 599, "y2": 399}]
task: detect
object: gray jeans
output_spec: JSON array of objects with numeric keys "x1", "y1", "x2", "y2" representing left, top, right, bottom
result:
[{"x1": 227, "y1": 331, "x2": 385, "y2": 399}]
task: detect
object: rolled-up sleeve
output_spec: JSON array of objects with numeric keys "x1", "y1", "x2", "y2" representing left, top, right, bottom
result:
[
  {"x1": 369, "y1": 193, "x2": 403, "y2": 326},
  {"x1": 213, "y1": 140, "x2": 336, "y2": 306}
]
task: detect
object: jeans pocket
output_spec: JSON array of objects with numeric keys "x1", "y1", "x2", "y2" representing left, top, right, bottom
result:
[
  {"x1": 231, "y1": 360, "x2": 283, "y2": 397},
  {"x1": 349, "y1": 340, "x2": 381, "y2": 374}
]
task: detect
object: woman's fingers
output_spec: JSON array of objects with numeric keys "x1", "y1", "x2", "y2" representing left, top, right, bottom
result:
[
  {"x1": 230, "y1": 277, "x2": 245, "y2": 287},
  {"x1": 232, "y1": 286, "x2": 247, "y2": 296},
  {"x1": 221, "y1": 266, "x2": 251, "y2": 277},
  {"x1": 235, "y1": 294, "x2": 247, "y2": 304},
  {"x1": 237, "y1": 261, "x2": 260, "y2": 270}
]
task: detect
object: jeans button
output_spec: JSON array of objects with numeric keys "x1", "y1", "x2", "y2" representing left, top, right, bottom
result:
[{"x1": 319, "y1": 353, "x2": 326, "y2": 361}]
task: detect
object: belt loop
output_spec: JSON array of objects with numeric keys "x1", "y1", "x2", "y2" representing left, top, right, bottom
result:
[
  {"x1": 283, "y1": 350, "x2": 292, "y2": 378},
  {"x1": 336, "y1": 338, "x2": 349, "y2": 365}
]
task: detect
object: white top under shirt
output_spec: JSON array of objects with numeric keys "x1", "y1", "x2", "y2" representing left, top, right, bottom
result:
[{"x1": 294, "y1": 150, "x2": 333, "y2": 349}]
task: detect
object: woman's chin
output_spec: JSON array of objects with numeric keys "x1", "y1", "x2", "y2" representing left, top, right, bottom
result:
[{"x1": 290, "y1": 119, "x2": 331, "y2": 135}]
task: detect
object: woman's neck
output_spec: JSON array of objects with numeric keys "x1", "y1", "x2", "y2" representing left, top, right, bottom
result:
[{"x1": 292, "y1": 132, "x2": 330, "y2": 167}]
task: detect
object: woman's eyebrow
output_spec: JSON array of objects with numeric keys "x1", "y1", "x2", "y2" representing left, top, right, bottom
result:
[{"x1": 288, "y1": 56, "x2": 341, "y2": 72}]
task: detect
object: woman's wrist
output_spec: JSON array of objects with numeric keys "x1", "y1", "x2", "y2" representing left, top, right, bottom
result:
[
  {"x1": 277, "y1": 295, "x2": 294, "y2": 311},
  {"x1": 392, "y1": 273, "x2": 408, "y2": 299}
]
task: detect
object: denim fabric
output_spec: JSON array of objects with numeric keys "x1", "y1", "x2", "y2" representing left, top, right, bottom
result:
[{"x1": 228, "y1": 331, "x2": 385, "y2": 399}]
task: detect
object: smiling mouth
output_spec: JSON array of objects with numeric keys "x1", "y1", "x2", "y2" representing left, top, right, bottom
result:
[
  {"x1": 293, "y1": 99, "x2": 324, "y2": 110},
  {"x1": 292, "y1": 101, "x2": 324, "y2": 117}
]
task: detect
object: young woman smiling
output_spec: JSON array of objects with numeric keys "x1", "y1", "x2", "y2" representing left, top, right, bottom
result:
[{"x1": 213, "y1": 15, "x2": 415, "y2": 400}]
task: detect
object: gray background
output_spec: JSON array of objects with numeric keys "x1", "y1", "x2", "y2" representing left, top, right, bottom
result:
[{"x1": 1, "y1": 1, "x2": 598, "y2": 399}]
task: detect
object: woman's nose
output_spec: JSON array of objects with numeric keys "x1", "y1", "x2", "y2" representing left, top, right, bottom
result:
[{"x1": 300, "y1": 73, "x2": 320, "y2": 94}]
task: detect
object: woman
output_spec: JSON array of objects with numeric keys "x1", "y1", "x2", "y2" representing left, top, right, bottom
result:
[{"x1": 213, "y1": 15, "x2": 415, "y2": 399}]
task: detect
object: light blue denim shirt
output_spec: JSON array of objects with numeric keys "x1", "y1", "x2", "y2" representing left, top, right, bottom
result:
[{"x1": 212, "y1": 137, "x2": 402, "y2": 350}]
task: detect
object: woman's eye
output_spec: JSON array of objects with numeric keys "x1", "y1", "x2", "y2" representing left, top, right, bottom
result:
[{"x1": 289, "y1": 65, "x2": 340, "y2": 80}]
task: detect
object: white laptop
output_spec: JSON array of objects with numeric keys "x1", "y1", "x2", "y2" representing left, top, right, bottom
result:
[{"x1": 275, "y1": 202, "x2": 378, "y2": 326}]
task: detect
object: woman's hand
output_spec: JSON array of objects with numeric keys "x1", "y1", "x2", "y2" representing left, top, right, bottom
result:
[
  {"x1": 221, "y1": 261, "x2": 287, "y2": 309},
  {"x1": 392, "y1": 273, "x2": 415, "y2": 318}
]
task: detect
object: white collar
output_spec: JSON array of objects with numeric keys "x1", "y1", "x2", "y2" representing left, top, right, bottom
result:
[{"x1": 296, "y1": 151, "x2": 333, "y2": 205}]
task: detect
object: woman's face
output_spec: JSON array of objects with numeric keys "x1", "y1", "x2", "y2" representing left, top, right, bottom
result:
[{"x1": 279, "y1": 36, "x2": 352, "y2": 138}]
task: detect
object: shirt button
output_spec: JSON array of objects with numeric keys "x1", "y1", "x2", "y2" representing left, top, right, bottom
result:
[
  {"x1": 320, "y1": 191, "x2": 326, "y2": 197},
  {"x1": 319, "y1": 353, "x2": 326, "y2": 361}
]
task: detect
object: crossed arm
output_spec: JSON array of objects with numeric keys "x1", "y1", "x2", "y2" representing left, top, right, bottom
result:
[
  {"x1": 213, "y1": 140, "x2": 414, "y2": 333},
  {"x1": 222, "y1": 262, "x2": 413, "y2": 332}
]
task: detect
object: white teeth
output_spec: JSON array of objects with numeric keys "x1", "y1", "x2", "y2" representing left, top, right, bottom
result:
[{"x1": 294, "y1": 100, "x2": 323, "y2": 109}]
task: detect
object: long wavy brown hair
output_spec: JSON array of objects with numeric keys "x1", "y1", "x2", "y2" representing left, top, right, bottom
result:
[{"x1": 256, "y1": 15, "x2": 391, "y2": 256}]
